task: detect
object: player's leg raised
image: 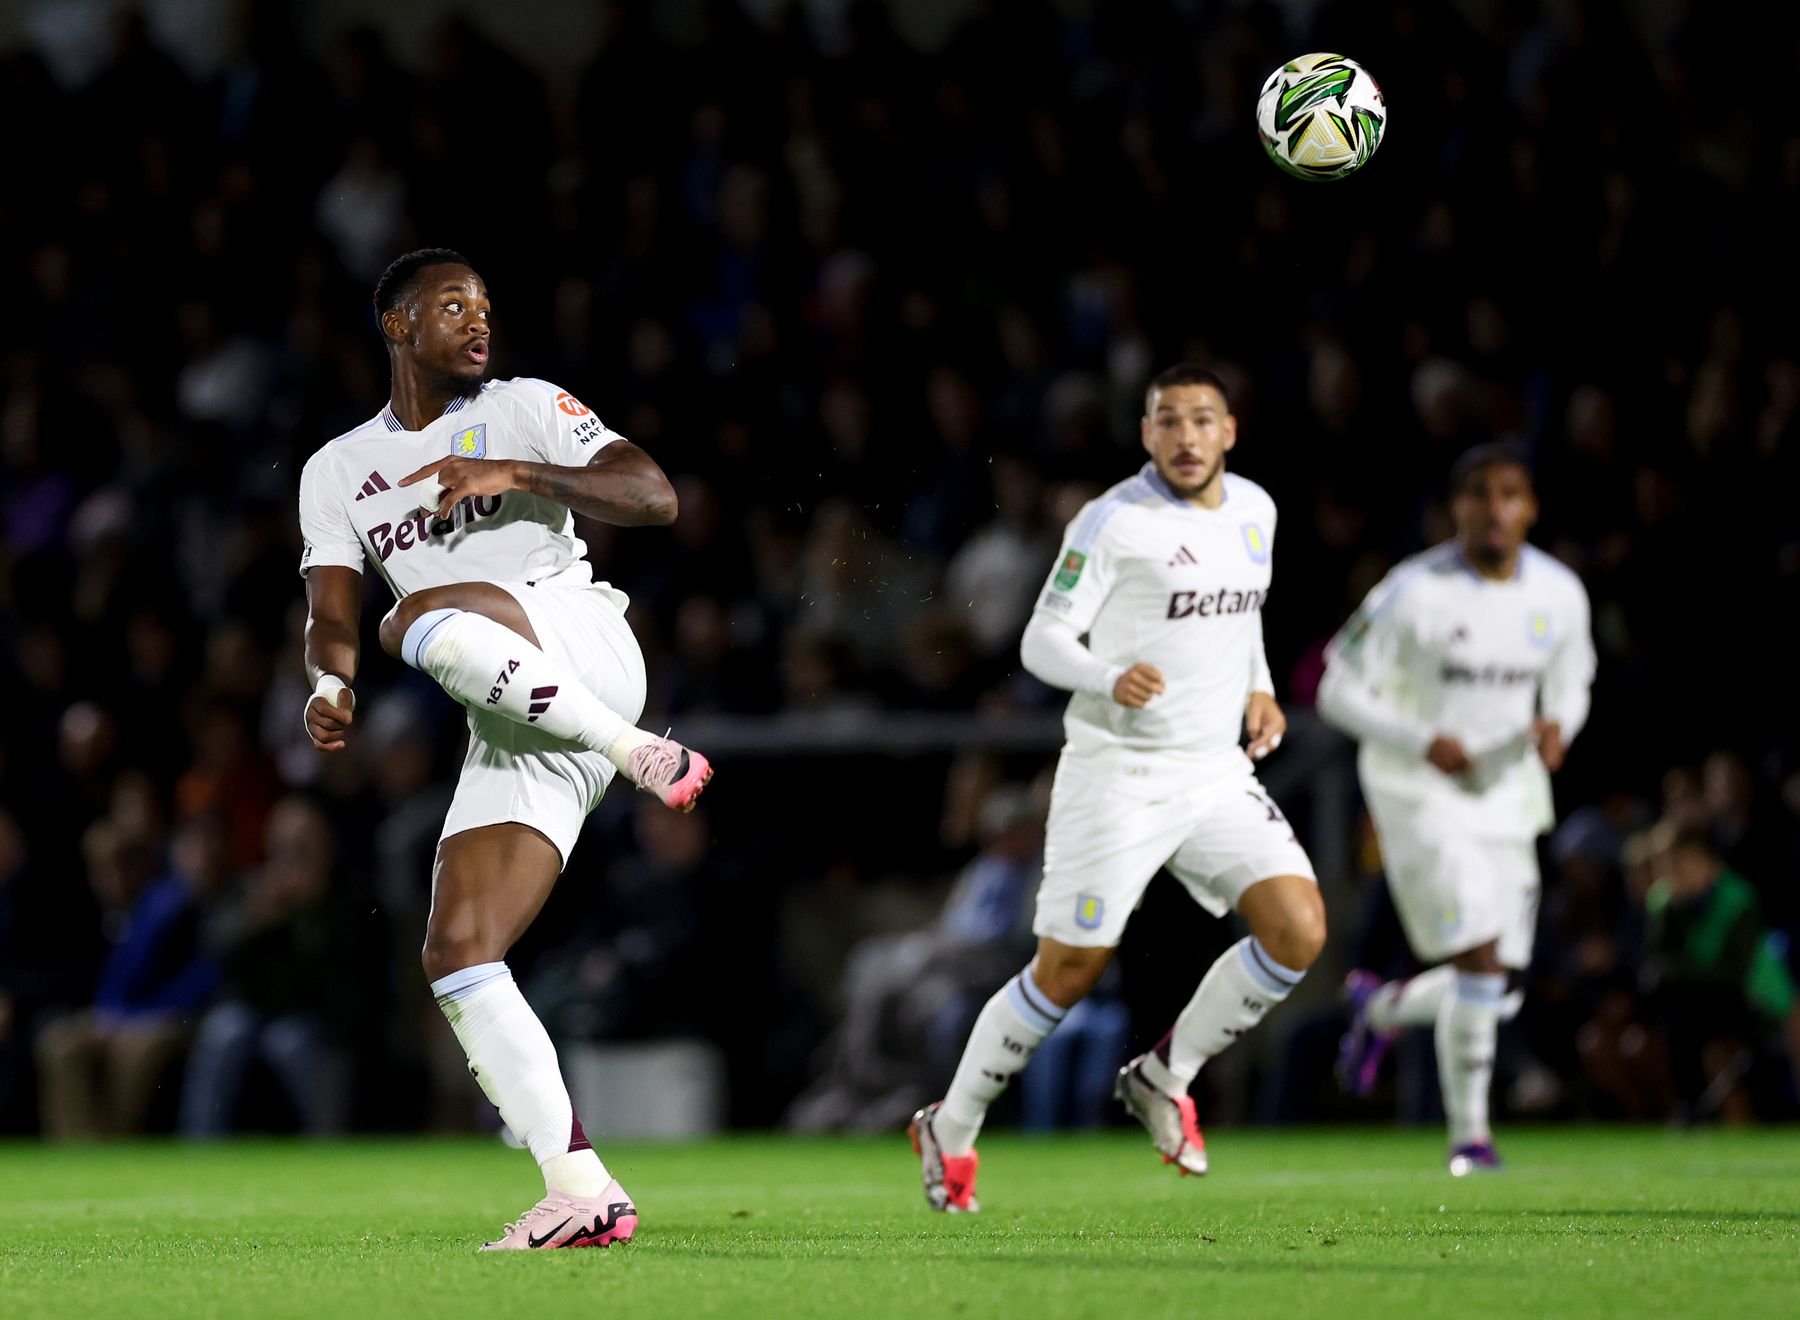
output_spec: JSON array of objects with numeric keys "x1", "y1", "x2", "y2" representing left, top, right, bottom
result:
[{"x1": 380, "y1": 583, "x2": 710, "y2": 810}]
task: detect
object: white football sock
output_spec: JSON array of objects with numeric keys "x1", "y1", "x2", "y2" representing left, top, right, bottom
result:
[
  {"x1": 432, "y1": 962, "x2": 609, "y2": 1197},
  {"x1": 1140, "y1": 936, "x2": 1305, "y2": 1096},
  {"x1": 401, "y1": 608, "x2": 656, "y2": 770},
  {"x1": 1436, "y1": 971, "x2": 1505, "y2": 1147},
  {"x1": 1368, "y1": 964, "x2": 1456, "y2": 1030},
  {"x1": 1368, "y1": 965, "x2": 1522, "y2": 1031},
  {"x1": 936, "y1": 965, "x2": 1067, "y2": 1155}
]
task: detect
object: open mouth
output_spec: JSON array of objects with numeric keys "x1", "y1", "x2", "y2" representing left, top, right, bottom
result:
[{"x1": 464, "y1": 340, "x2": 490, "y2": 365}]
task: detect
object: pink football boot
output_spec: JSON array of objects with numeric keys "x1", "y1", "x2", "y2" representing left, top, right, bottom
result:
[
  {"x1": 1114, "y1": 1056, "x2": 1208, "y2": 1175},
  {"x1": 626, "y1": 737, "x2": 713, "y2": 812},
  {"x1": 479, "y1": 1180, "x2": 639, "y2": 1252},
  {"x1": 909, "y1": 1101, "x2": 980, "y2": 1212}
]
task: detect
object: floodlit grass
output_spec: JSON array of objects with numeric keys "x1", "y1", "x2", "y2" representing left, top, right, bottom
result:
[{"x1": 2, "y1": 1127, "x2": 1796, "y2": 1318}]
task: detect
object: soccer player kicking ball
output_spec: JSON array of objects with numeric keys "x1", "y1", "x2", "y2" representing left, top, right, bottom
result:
[
  {"x1": 297, "y1": 249, "x2": 712, "y2": 1249},
  {"x1": 910, "y1": 365, "x2": 1325, "y2": 1211},
  {"x1": 1319, "y1": 444, "x2": 1594, "y2": 1174}
]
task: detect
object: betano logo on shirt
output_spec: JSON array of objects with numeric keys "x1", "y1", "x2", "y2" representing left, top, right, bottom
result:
[
  {"x1": 1167, "y1": 586, "x2": 1268, "y2": 620},
  {"x1": 366, "y1": 495, "x2": 504, "y2": 562},
  {"x1": 1439, "y1": 661, "x2": 1541, "y2": 686}
]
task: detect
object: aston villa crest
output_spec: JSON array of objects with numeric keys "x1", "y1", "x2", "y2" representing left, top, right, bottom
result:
[
  {"x1": 1241, "y1": 523, "x2": 1269, "y2": 565},
  {"x1": 451, "y1": 423, "x2": 487, "y2": 459}
]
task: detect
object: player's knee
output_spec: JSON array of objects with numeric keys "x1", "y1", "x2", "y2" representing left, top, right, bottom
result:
[
  {"x1": 1257, "y1": 887, "x2": 1327, "y2": 971},
  {"x1": 379, "y1": 591, "x2": 447, "y2": 659},
  {"x1": 379, "y1": 600, "x2": 416, "y2": 659},
  {"x1": 1032, "y1": 949, "x2": 1109, "y2": 1009},
  {"x1": 420, "y1": 921, "x2": 505, "y2": 985},
  {"x1": 1449, "y1": 942, "x2": 1504, "y2": 975}
]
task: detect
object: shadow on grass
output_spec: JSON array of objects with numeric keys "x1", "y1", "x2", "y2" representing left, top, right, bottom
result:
[
  {"x1": 1462, "y1": 1207, "x2": 1800, "y2": 1225},
  {"x1": 646, "y1": 1241, "x2": 1456, "y2": 1277}
]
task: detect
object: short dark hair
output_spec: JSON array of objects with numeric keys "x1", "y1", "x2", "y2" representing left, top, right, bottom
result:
[
  {"x1": 1145, "y1": 363, "x2": 1229, "y2": 412},
  {"x1": 1652, "y1": 816, "x2": 1717, "y2": 859},
  {"x1": 373, "y1": 247, "x2": 474, "y2": 319},
  {"x1": 1449, "y1": 441, "x2": 1532, "y2": 496}
]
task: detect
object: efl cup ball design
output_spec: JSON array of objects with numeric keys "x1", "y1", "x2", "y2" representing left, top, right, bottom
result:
[{"x1": 1256, "y1": 53, "x2": 1385, "y2": 180}]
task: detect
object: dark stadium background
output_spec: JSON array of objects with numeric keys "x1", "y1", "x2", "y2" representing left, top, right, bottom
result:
[{"x1": 1, "y1": 0, "x2": 1795, "y2": 1138}]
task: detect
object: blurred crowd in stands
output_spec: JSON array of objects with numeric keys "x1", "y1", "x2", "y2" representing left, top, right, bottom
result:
[{"x1": 1, "y1": 0, "x2": 1796, "y2": 1137}]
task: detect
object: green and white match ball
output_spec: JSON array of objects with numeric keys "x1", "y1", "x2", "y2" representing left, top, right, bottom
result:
[{"x1": 1256, "y1": 53, "x2": 1386, "y2": 181}]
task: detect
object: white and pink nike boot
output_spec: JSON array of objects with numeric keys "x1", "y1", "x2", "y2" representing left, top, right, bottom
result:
[{"x1": 479, "y1": 1180, "x2": 639, "y2": 1252}]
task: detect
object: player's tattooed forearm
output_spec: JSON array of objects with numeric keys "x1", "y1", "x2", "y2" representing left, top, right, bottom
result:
[{"x1": 520, "y1": 463, "x2": 673, "y2": 525}]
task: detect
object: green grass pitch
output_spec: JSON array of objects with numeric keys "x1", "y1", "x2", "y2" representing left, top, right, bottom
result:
[{"x1": 3, "y1": 1128, "x2": 1797, "y2": 1319}]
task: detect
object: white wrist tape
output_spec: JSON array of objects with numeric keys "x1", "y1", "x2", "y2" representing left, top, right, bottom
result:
[
  {"x1": 307, "y1": 675, "x2": 352, "y2": 732},
  {"x1": 414, "y1": 474, "x2": 447, "y2": 515}
]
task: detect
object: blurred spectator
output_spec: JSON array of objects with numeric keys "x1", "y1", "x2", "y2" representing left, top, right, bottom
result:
[
  {"x1": 787, "y1": 779, "x2": 1051, "y2": 1133},
  {"x1": 942, "y1": 453, "x2": 1051, "y2": 659},
  {"x1": 1636, "y1": 819, "x2": 1800, "y2": 1122},
  {"x1": 1017, "y1": 963, "x2": 1131, "y2": 1134},
  {"x1": 180, "y1": 796, "x2": 348, "y2": 1136},
  {"x1": 0, "y1": 810, "x2": 30, "y2": 1127},
  {"x1": 34, "y1": 816, "x2": 225, "y2": 1138},
  {"x1": 525, "y1": 800, "x2": 715, "y2": 1043}
]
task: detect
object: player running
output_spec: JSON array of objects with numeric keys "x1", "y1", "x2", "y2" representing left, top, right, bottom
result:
[
  {"x1": 1320, "y1": 443, "x2": 1594, "y2": 1174},
  {"x1": 910, "y1": 364, "x2": 1325, "y2": 1211},
  {"x1": 297, "y1": 248, "x2": 711, "y2": 1249}
]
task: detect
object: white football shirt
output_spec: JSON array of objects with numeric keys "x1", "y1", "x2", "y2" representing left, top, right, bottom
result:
[
  {"x1": 297, "y1": 377, "x2": 625, "y2": 600},
  {"x1": 1319, "y1": 541, "x2": 1595, "y2": 839},
  {"x1": 1034, "y1": 465, "x2": 1279, "y2": 787}
]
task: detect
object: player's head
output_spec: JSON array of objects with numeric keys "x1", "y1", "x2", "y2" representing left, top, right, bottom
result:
[
  {"x1": 1449, "y1": 441, "x2": 1536, "y2": 571},
  {"x1": 374, "y1": 247, "x2": 489, "y2": 394},
  {"x1": 1141, "y1": 364, "x2": 1236, "y2": 501},
  {"x1": 1643, "y1": 817, "x2": 1721, "y2": 898}
]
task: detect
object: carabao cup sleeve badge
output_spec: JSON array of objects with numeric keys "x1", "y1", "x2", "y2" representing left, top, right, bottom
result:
[
  {"x1": 451, "y1": 423, "x2": 487, "y2": 459},
  {"x1": 1053, "y1": 550, "x2": 1087, "y2": 591}
]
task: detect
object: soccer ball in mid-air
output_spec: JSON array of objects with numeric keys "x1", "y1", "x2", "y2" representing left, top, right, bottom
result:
[{"x1": 1256, "y1": 53, "x2": 1385, "y2": 181}]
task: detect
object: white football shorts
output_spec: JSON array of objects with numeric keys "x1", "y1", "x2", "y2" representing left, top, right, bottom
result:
[
  {"x1": 439, "y1": 582, "x2": 646, "y2": 867},
  {"x1": 1370, "y1": 811, "x2": 1541, "y2": 968},
  {"x1": 1035, "y1": 753, "x2": 1317, "y2": 948}
]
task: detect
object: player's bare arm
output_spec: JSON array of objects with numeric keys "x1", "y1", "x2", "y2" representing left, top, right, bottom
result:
[
  {"x1": 399, "y1": 441, "x2": 677, "y2": 527},
  {"x1": 303, "y1": 564, "x2": 364, "y2": 751},
  {"x1": 1531, "y1": 718, "x2": 1565, "y2": 772}
]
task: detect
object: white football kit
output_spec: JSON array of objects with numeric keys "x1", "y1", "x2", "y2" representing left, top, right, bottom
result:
[
  {"x1": 1024, "y1": 465, "x2": 1315, "y2": 948},
  {"x1": 297, "y1": 376, "x2": 646, "y2": 862},
  {"x1": 1318, "y1": 542, "x2": 1596, "y2": 967}
]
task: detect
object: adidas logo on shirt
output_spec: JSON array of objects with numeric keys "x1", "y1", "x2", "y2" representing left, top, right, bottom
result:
[
  {"x1": 1167, "y1": 545, "x2": 1198, "y2": 567},
  {"x1": 353, "y1": 472, "x2": 392, "y2": 501}
]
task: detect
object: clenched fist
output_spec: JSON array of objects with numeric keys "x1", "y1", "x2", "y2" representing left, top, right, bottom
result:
[
  {"x1": 1112, "y1": 663, "x2": 1166, "y2": 709},
  {"x1": 305, "y1": 683, "x2": 356, "y2": 751},
  {"x1": 1426, "y1": 734, "x2": 1472, "y2": 775}
]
